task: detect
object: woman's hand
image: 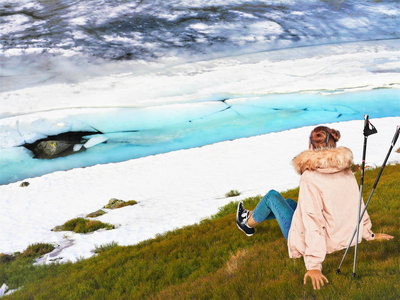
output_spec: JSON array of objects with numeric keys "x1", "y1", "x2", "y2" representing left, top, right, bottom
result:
[
  {"x1": 373, "y1": 233, "x2": 394, "y2": 241},
  {"x1": 304, "y1": 270, "x2": 328, "y2": 290}
]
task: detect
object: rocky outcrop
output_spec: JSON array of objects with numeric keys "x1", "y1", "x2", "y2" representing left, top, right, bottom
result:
[
  {"x1": 32, "y1": 140, "x2": 78, "y2": 159},
  {"x1": 104, "y1": 198, "x2": 126, "y2": 209},
  {"x1": 86, "y1": 210, "x2": 106, "y2": 218},
  {"x1": 52, "y1": 225, "x2": 65, "y2": 232},
  {"x1": 19, "y1": 181, "x2": 30, "y2": 187},
  {"x1": 52, "y1": 198, "x2": 137, "y2": 232},
  {"x1": 22, "y1": 131, "x2": 104, "y2": 159},
  {"x1": 104, "y1": 198, "x2": 138, "y2": 209}
]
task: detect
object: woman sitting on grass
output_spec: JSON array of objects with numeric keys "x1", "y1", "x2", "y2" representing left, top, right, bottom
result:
[{"x1": 236, "y1": 125, "x2": 394, "y2": 290}]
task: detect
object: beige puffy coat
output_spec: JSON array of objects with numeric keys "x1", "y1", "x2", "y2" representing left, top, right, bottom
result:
[{"x1": 288, "y1": 147, "x2": 375, "y2": 271}]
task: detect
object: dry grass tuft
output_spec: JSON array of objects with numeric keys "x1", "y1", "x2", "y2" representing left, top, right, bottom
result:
[
  {"x1": 350, "y1": 163, "x2": 371, "y2": 173},
  {"x1": 20, "y1": 243, "x2": 55, "y2": 260},
  {"x1": 115, "y1": 200, "x2": 138, "y2": 209},
  {"x1": 63, "y1": 217, "x2": 114, "y2": 233},
  {"x1": 225, "y1": 190, "x2": 241, "y2": 198},
  {"x1": 225, "y1": 249, "x2": 248, "y2": 275}
]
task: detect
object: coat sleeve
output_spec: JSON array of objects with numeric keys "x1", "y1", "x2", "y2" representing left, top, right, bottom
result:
[{"x1": 298, "y1": 177, "x2": 326, "y2": 271}]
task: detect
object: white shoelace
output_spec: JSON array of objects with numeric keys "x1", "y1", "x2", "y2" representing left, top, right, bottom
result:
[{"x1": 241, "y1": 211, "x2": 251, "y2": 227}]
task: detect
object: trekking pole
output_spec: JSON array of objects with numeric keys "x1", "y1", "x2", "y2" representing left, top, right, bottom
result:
[
  {"x1": 337, "y1": 115, "x2": 376, "y2": 274},
  {"x1": 352, "y1": 115, "x2": 377, "y2": 277},
  {"x1": 336, "y1": 124, "x2": 400, "y2": 275}
]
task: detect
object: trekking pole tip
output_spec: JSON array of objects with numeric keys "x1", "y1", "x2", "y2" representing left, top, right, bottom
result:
[
  {"x1": 336, "y1": 269, "x2": 341, "y2": 275},
  {"x1": 352, "y1": 273, "x2": 357, "y2": 278}
]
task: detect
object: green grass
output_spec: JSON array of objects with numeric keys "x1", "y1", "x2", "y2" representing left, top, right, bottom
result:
[
  {"x1": 18, "y1": 243, "x2": 55, "y2": 260},
  {"x1": 0, "y1": 243, "x2": 55, "y2": 265},
  {"x1": 0, "y1": 243, "x2": 56, "y2": 295},
  {"x1": 2, "y1": 164, "x2": 400, "y2": 299},
  {"x1": 225, "y1": 190, "x2": 241, "y2": 198},
  {"x1": 62, "y1": 217, "x2": 114, "y2": 233},
  {"x1": 94, "y1": 242, "x2": 119, "y2": 254}
]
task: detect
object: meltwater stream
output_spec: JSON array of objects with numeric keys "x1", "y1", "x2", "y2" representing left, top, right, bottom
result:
[{"x1": 1, "y1": 88, "x2": 399, "y2": 185}]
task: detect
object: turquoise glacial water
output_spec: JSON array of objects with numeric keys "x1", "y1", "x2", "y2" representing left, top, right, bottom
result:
[{"x1": 1, "y1": 88, "x2": 399, "y2": 185}]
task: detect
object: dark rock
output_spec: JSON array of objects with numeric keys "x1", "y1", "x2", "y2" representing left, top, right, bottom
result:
[
  {"x1": 51, "y1": 225, "x2": 65, "y2": 232},
  {"x1": 104, "y1": 199, "x2": 138, "y2": 209},
  {"x1": 33, "y1": 140, "x2": 77, "y2": 159},
  {"x1": 104, "y1": 198, "x2": 126, "y2": 209},
  {"x1": 86, "y1": 209, "x2": 106, "y2": 218},
  {"x1": 19, "y1": 181, "x2": 30, "y2": 187},
  {"x1": 22, "y1": 131, "x2": 100, "y2": 159}
]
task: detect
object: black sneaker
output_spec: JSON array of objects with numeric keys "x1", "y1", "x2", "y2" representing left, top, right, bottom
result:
[{"x1": 236, "y1": 201, "x2": 255, "y2": 236}]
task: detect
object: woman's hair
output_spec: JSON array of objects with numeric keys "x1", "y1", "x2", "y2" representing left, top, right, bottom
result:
[{"x1": 309, "y1": 126, "x2": 341, "y2": 149}]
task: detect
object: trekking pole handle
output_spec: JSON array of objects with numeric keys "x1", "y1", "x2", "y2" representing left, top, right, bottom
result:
[
  {"x1": 363, "y1": 115, "x2": 369, "y2": 135},
  {"x1": 392, "y1": 126, "x2": 400, "y2": 146},
  {"x1": 363, "y1": 115, "x2": 377, "y2": 137}
]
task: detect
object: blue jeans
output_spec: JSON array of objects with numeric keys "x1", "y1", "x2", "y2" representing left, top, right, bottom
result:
[{"x1": 252, "y1": 190, "x2": 297, "y2": 240}]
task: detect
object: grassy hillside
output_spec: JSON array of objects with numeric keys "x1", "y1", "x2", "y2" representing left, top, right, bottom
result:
[{"x1": 2, "y1": 164, "x2": 400, "y2": 299}]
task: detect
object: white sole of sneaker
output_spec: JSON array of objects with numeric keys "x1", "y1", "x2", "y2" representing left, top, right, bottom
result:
[{"x1": 236, "y1": 222, "x2": 254, "y2": 237}]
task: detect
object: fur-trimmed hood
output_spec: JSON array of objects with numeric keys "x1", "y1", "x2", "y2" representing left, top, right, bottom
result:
[{"x1": 292, "y1": 147, "x2": 353, "y2": 175}]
